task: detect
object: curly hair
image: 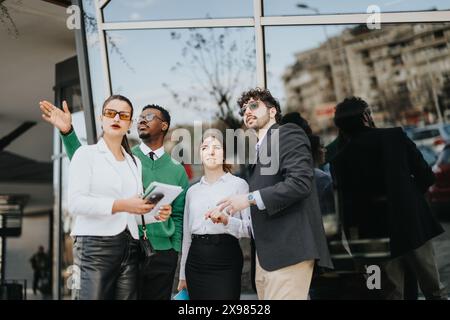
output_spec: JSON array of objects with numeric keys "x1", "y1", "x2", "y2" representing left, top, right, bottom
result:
[
  {"x1": 237, "y1": 87, "x2": 282, "y2": 124},
  {"x1": 281, "y1": 112, "x2": 313, "y2": 136},
  {"x1": 334, "y1": 97, "x2": 369, "y2": 134}
]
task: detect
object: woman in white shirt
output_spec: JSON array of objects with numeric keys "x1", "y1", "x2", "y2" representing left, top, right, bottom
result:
[
  {"x1": 66, "y1": 95, "x2": 170, "y2": 300},
  {"x1": 177, "y1": 134, "x2": 251, "y2": 300}
]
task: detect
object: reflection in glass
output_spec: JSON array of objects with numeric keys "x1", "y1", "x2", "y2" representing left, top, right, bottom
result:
[
  {"x1": 264, "y1": 0, "x2": 450, "y2": 16},
  {"x1": 267, "y1": 22, "x2": 450, "y2": 298},
  {"x1": 266, "y1": 23, "x2": 450, "y2": 143},
  {"x1": 103, "y1": 0, "x2": 253, "y2": 22},
  {"x1": 105, "y1": 28, "x2": 256, "y2": 131},
  {"x1": 59, "y1": 85, "x2": 85, "y2": 299},
  {"x1": 56, "y1": 0, "x2": 101, "y2": 299},
  {"x1": 82, "y1": 0, "x2": 109, "y2": 133}
]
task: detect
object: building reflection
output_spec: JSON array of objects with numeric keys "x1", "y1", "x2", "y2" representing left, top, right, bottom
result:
[{"x1": 283, "y1": 24, "x2": 450, "y2": 137}]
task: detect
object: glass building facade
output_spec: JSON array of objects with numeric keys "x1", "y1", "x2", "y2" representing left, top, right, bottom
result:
[{"x1": 51, "y1": 0, "x2": 450, "y2": 299}]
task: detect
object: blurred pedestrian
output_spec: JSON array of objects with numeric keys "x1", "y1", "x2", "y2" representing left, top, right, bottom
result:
[{"x1": 29, "y1": 245, "x2": 49, "y2": 295}]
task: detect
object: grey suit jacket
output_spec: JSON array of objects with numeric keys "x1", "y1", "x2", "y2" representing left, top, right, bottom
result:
[{"x1": 248, "y1": 123, "x2": 333, "y2": 271}]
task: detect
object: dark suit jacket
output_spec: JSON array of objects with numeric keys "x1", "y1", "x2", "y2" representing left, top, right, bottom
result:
[
  {"x1": 248, "y1": 123, "x2": 333, "y2": 272},
  {"x1": 331, "y1": 127, "x2": 444, "y2": 258}
]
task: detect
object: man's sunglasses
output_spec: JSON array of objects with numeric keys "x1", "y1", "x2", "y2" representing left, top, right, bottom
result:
[
  {"x1": 138, "y1": 113, "x2": 165, "y2": 123},
  {"x1": 103, "y1": 108, "x2": 132, "y2": 121},
  {"x1": 239, "y1": 101, "x2": 259, "y2": 117}
]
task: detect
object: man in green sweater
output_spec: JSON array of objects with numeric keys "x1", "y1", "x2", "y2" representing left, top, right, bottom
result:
[{"x1": 39, "y1": 101, "x2": 189, "y2": 300}]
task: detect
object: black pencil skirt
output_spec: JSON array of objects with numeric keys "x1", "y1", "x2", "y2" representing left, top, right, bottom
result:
[{"x1": 186, "y1": 234, "x2": 243, "y2": 300}]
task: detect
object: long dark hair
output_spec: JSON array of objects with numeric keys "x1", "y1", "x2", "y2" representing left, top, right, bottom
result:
[{"x1": 102, "y1": 94, "x2": 136, "y2": 165}]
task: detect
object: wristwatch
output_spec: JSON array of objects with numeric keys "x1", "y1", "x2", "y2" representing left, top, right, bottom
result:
[{"x1": 247, "y1": 192, "x2": 257, "y2": 206}]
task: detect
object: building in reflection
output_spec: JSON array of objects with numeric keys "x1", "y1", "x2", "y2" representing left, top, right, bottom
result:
[{"x1": 283, "y1": 23, "x2": 450, "y2": 132}]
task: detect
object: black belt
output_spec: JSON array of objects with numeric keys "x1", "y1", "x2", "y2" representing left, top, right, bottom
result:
[{"x1": 191, "y1": 234, "x2": 238, "y2": 244}]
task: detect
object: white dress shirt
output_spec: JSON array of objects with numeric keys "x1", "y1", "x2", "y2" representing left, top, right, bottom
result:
[
  {"x1": 179, "y1": 173, "x2": 252, "y2": 280},
  {"x1": 139, "y1": 143, "x2": 165, "y2": 160},
  {"x1": 68, "y1": 139, "x2": 157, "y2": 239},
  {"x1": 253, "y1": 131, "x2": 268, "y2": 210}
]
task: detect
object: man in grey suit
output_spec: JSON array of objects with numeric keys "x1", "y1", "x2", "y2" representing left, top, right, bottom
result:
[{"x1": 217, "y1": 88, "x2": 333, "y2": 299}]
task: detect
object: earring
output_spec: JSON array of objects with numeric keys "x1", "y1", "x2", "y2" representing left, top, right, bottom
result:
[{"x1": 127, "y1": 129, "x2": 130, "y2": 134}]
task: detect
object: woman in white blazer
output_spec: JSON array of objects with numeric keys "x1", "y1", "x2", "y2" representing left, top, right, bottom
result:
[{"x1": 66, "y1": 95, "x2": 171, "y2": 300}]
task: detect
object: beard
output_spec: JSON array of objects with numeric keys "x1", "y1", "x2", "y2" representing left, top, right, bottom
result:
[
  {"x1": 138, "y1": 131, "x2": 151, "y2": 140},
  {"x1": 246, "y1": 109, "x2": 270, "y2": 130},
  {"x1": 256, "y1": 110, "x2": 271, "y2": 130}
]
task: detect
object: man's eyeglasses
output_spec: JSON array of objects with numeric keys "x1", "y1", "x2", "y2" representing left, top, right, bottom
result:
[
  {"x1": 239, "y1": 101, "x2": 259, "y2": 117},
  {"x1": 138, "y1": 113, "x2": 165, "y2": 123},
  {"x1": 103, "y1": 109, "x2": 132, "y2": 121}
]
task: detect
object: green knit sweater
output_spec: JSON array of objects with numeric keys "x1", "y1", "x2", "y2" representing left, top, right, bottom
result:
[{"x1": 61, "y1": 130, "x2": 189, "y2": 252}]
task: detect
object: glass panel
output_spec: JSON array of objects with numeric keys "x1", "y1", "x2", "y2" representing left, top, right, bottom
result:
[
  {"x1": 83, "y1": 0, "x2": 109, "y2": 135},
  {"x1": 264, "y1": 0, "x2": 450, "y2": 16},
  {"x1": 103, "y1": 0, "x2": 253, "y2": 22},
  {"x1": 105, "y1": 27, "x2": 256, "y2": 294},
  {"x1": 266, "y1": 23, "x2": 450, "y2": 140},
  {"x1": 266, "y1": 23, "x2": 450, "y2": 298},
  {"x1": 105, "y1": 27, "x2": 255, "y2": 131}
]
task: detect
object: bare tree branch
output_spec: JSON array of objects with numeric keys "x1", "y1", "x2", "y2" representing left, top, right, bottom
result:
[
  {"x1": 0, "y1": 0, "x2": 21, "y2": 38},
  {"x1": 165, "y1": 28, "x2": 255, "y2": 129}
]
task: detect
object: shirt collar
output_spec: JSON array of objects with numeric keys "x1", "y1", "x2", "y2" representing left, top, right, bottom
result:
[
  {"x1": 255, "y1": 123, "x2": 278, "y2": 151},
  {"x1": 200, "y1": 172, "x2": 230, "y2": 185},
  {"x1": 256, "y1": 130, "x2": 268, "y2": 151},
  {"x1": 139, "y1": 143, "x2": 165, "y2": 160}
]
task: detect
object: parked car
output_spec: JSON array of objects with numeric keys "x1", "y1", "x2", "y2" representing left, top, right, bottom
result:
[
  {"x1": 417, "y1": 145, "x2": 438, "y2": 167},
  {"x1": 402, "y1": 125, "x2": 416, "y2": 139},
  {"x1": 428, "y1": 143, "x2": 450, "y2": 214},
  {"x1": 410, "y1": 123, "x2": 450, "y2": 154}
]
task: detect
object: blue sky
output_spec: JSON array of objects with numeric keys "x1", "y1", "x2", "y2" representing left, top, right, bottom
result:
[{"x1": 264, "y1": 0, "x2": 449, "y2": 16}]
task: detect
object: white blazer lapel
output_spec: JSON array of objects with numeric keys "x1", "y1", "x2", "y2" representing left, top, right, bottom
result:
[
  {"x1": 123, "y1": 150, "x2": 143, "y2": 195},
  {"x1": 97, "y1": 138, "x2": 123, "y2": 178},
  {"x1": 97, "y1": 138, "x2": 142, "y2": 195}
]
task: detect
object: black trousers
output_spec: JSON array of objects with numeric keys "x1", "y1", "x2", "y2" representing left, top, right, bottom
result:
[
  {"x1": 186, "y1": 234, "x2": 243, "y2": 300},
  {"x1": 72, "y1": 230, "x2": 140, "y2": 300},
  {"x1": 139, "y1": 249, "x2": 179, "y2": 300}
]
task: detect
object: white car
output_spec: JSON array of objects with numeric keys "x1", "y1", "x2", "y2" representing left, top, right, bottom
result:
[{"x1": 410, "y1": 124, "x2": 450, "y2": 154}]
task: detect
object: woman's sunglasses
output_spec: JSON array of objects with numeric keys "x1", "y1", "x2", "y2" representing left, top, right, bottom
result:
[
  {"x1": 239, "y1": 101, "x2": 260, "y2": 117},
  {"x1": 103, "y1": 108, "x2": 132, "y2": 121}
]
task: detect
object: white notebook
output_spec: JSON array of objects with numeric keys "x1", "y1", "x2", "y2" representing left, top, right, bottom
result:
[{"x1": 141, "y1": 181, "x2": 183, "y2": 218}]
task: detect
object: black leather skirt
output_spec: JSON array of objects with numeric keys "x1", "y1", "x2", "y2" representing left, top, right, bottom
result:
[{"x1": 72, "y1": 229, "x2": 140, "y2": 300}]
